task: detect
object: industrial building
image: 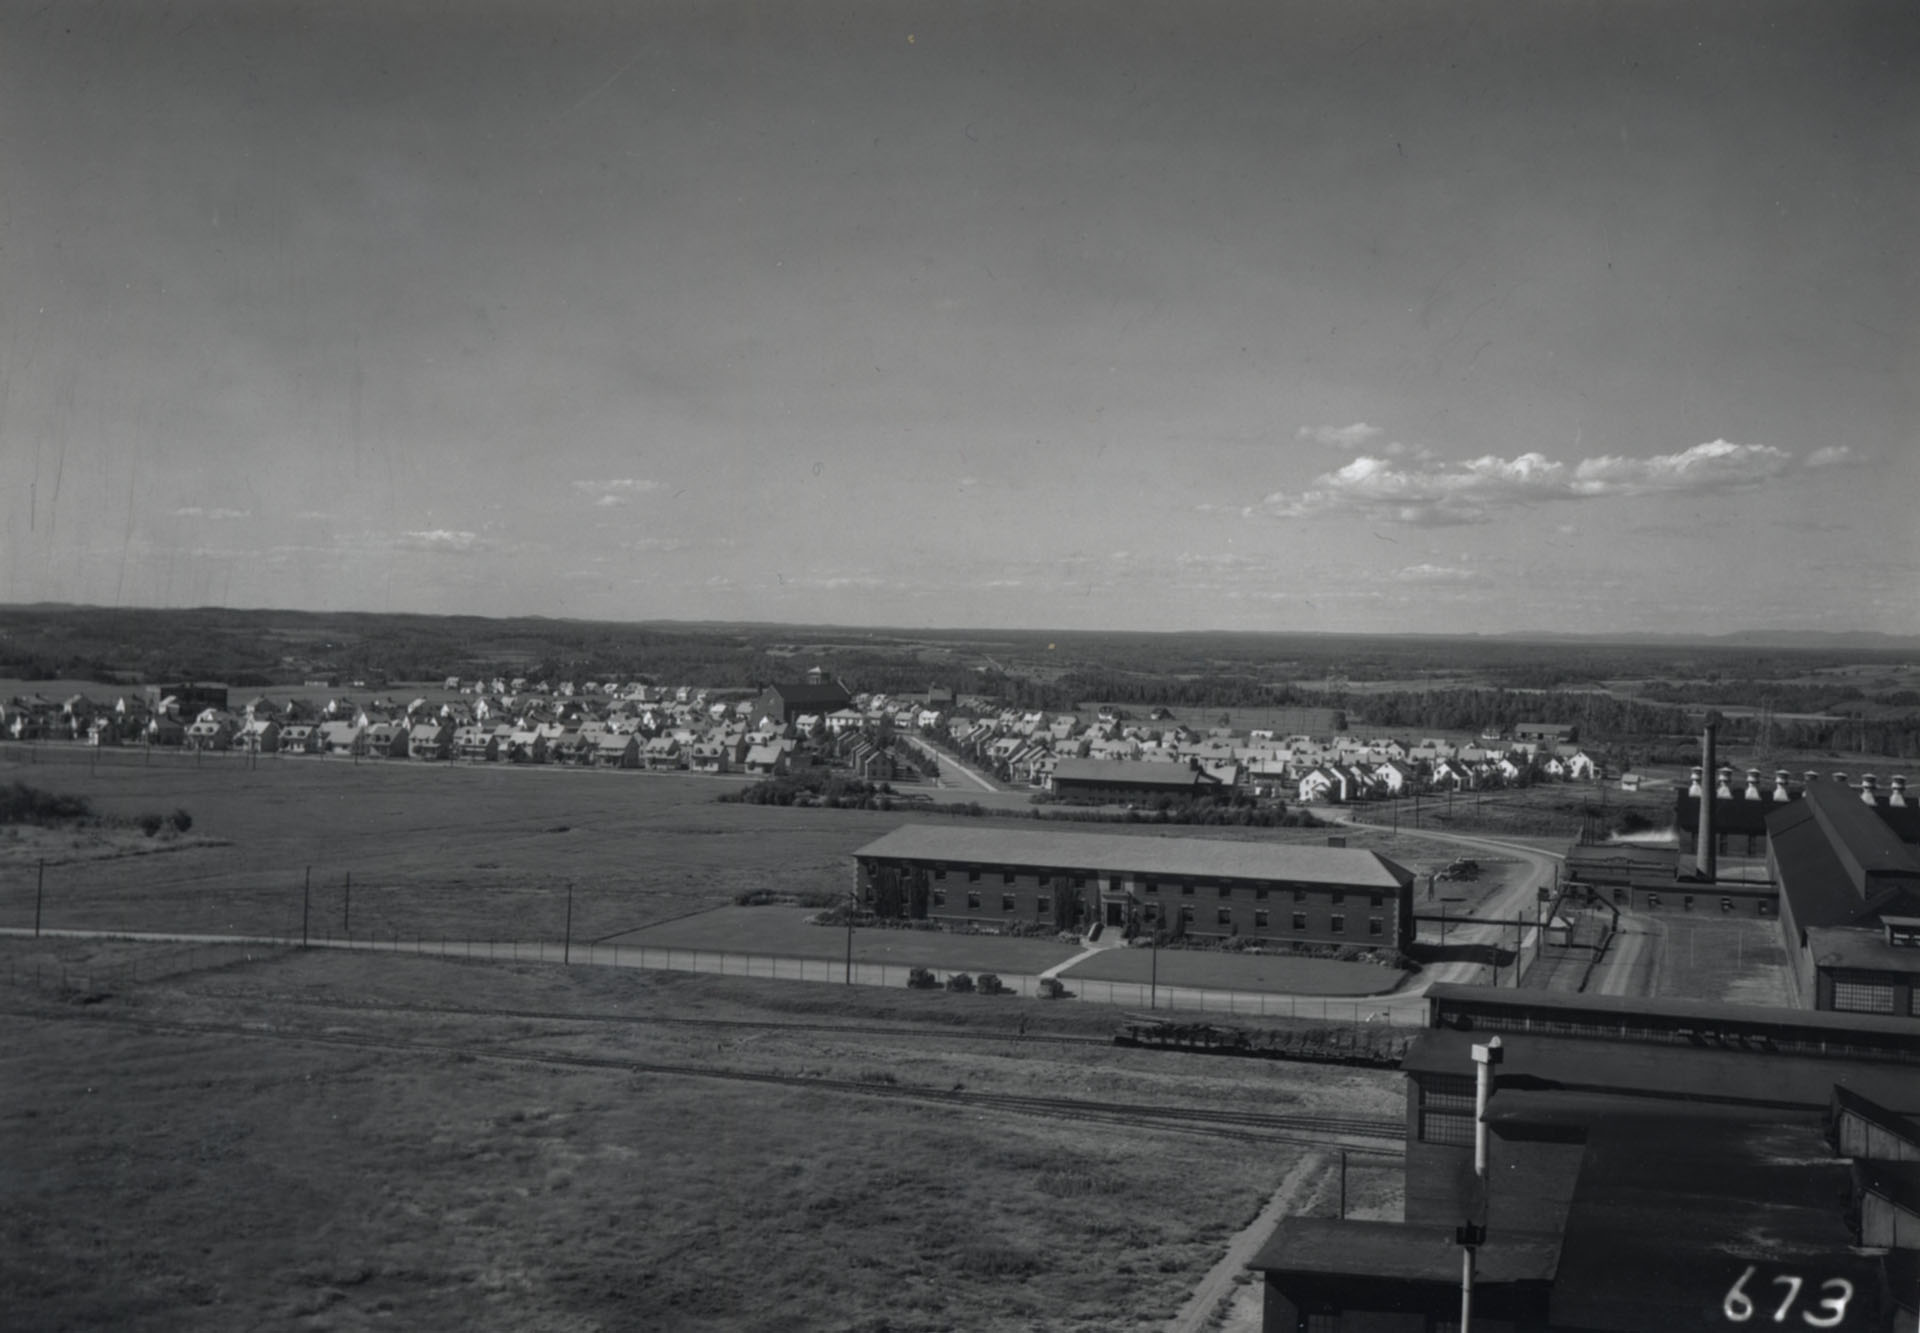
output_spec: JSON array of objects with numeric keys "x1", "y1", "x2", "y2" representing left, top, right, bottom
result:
[
  {"x1": 1253, "y1": 985, "x2": 1920, "y2": 1331},
  {"x1": 1047, "y1": 756, "x2": 1227, "y2": 803},
  {"x1": 850, "y1": 824, "x2": 1415, "y2": 947}
]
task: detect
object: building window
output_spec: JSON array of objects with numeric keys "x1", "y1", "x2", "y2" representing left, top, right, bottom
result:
[
  {"x1": 1144, "y1": 903, "x2": 1159, "y2": 923},
  {"x1": 1144, "y1": 880, "x2": 1159, "y2": 894},
  {"x1": 933, "y1": 868, "x2": 946, "y2": 881},
  {"x1": 1036, "y1": 894, "x2": 1051, "y2": 914},
  {"x1": 1613, "y1": 887, "x2": 1626, "y2": 904},
  {"x1": 1216, "y1": 907, "x2": 1233, "y2": 926},
  {"x1": 1001, "y1": 893, "x2": 1016, "y2": 911},
  {"x1": 1331, "y1": 914, "x2": 1345, "y2": 934},
  {"x1": 967, "y1": 869, "x2": 981, "y2": 883},
  {"x1": 1371, "y1": 893, "x2": 1384, "y2": 908},
  {"x1": 1180, "y1": 882, "x2": 1195, "y2": 896},
  {"x1": 1217, "y1": 885, "x2": 1231, "y2": 899},
  {"x1": 1369, "y1": 917, "x2": 1383, "y2": 937},
  {"x1": 1254, "y1": 910, "x2": 1269, "y2": 928},
  {"x1": 932, "y1": 891, "x2": 946, "y2": 907},
  {"x1": 1831, "y1": 979, "x2": 1896, "y2": 1015},
  {"x1": 1003, "y1": 869, "x2": 1016, "y2": 885},
  {"x1": 1330, "y1": 890, "x2": 1344, "y2": 904},
  {"x1": 1292, "y1": 913, "x2": 1307, "y2": 931},
  {"x1": 1180, "y1": 905, "x2": 1195, "y2": 924},
  {"x1": 1419, "y1": 1074, "x2": 1475, "y2": 1145},
  {"x1": 1294, "y1": 888, "x2": 1307, "y2": 903},
  {"x1": 966, "y1": 891, "x2": 981, "y2": 910},
  {"x1": 1255, "y1": 887, "x2": 1269, "y2": 900},
  {"x1": 1305, "y1": 1315, "x2": 1343, "y2": 1333},
  {"x1": 1072, "y1": 876, "x2": 1088, "y2": 888}
]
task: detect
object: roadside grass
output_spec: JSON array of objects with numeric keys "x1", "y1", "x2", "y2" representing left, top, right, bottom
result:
[
  {"x1": 1650, "y1": 914, "x2": 1795, "y2": 1007},
  {"x1": 0, "y1": 946, "x2": 1397, "y2": 1332},
  {"x1": 1061, "y1": 947, "x2": 1406, "y2": 997}
]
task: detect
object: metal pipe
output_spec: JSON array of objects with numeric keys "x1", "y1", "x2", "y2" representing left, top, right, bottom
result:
[{"x1": 1472, "y1": 1036, "x2": 1503, "y2": 1178}]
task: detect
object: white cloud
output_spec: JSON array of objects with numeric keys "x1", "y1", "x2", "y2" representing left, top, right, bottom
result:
[
  {"x1": 1393, "y1": 563, "x2": 1483, "y2": 584},
  {"x1": 573, "y1": 478, "x2": 662, "y2": 502},
  {"x1": 173, "y1": 506, "x2": 251, "y2": 520},
  {"x1": 394, "y1": 529, "x2": 483, "y2": 553},
  {"x1": 1297, "y1": 422, "x2": 1383, "y2": 449},
  {"x1": 1262, "y1": 439, "x2": 1799, "y2": 526},
  {"x1": 1803, "y1": 445, "x2": 1853, "y2": 468}
]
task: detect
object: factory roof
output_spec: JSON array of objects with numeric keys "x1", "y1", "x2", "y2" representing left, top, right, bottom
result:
[{"x1": 852, "y1": 824, "x2": 1414, "y2": 889}]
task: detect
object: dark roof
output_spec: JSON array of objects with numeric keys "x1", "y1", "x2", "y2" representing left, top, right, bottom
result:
[
  {"x1": 853, "y1": 824, "x2": 1415, "y2": 889},
  {"x1": 1051, "y1": 757, "x2": 1211, "y2": 789},
  {"x1": 765, "y1": 682, "x2": 852, "y2": 706},
  {"x1": 1858, "y1": 1160, "x2": 1920, "y2": 1213},
  {"x1": 1769, "y1": 797, "x2": 1880, "y2": 930},
  {"x1": 1425, "y1": 981, "x2": 1920, "y2": 1046},
  {"x1": 1408, "y1": 1027, "x2": 1920, "y2": 1112},
  {"x1": 1805, "y1": 925, "x2": 1920, "y2": 975},
  {"x1": 1248, "y1": 1218, "x2": 1559, "y2": 1285},
  {"x1": 1803, "y1": 779, "x2": 1920, "y2": 891}
]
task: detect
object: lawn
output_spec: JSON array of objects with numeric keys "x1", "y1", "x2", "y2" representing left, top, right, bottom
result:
[
  {"x1": 0, "y1": 745, "x2": 919, "y2": 944},
  {"x1": 1061, "y1": 947, "x2": 1407, "y2": 996},
  {"x1": 0, "y1": 942, "x2": 1399, "y2": 1332},
  {"x1": 625, "y1": 905, "x2": 1082, "y2": 974}
]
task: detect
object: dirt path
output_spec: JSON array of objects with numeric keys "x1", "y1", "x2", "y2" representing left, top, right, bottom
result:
[{"x1": 1163, "y1": 1150, "x2": 1329, "y2": 1333}]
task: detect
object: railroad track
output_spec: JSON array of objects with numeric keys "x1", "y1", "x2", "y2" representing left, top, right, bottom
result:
[{"x1": 10, "y1": 1004, "x2": 1407, "y2": 1155}]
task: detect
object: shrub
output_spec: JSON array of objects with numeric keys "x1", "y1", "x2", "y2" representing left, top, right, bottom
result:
[
  {"x1": 905, "y1": 966, "x2": 940, "y2": 990},
  {"x1": 137, "y1": 812, "x2": 165, "y2": 837},
  {"x1": 1039, "y1": 977, "x2": 1073, "y2": 1000},
  {"x1": 0, "y1": 783, "x2": 93, "y2": 825},
  {"x1": 945, "y1": 972, "x2": 975, "y2": 993},
  {"x1": 168, "y1": 808, "x2": 193, "y2": 833},
  {"x1": 975, "y1": 973, "x2": 1009, "y2": 996}
]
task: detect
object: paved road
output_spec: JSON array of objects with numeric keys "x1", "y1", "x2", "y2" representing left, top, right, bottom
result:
[{"x1": 895, "y1": 735, "x2": 1000, "y2": 793}]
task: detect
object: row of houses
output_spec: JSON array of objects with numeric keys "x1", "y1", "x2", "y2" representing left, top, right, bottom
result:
[{"x1": 930, "y1": 707, "x2": 1600, "y2": 802}]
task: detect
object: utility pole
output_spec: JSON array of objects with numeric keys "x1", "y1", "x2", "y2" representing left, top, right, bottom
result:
[
  {"x1": 34, "y1": 859, "x2": 45, "y2": 937},
  {"x1": 343, "y1": 872, "x2": 351, "y2": 935},
  {"x1": 302, "y1": 866, "x2": 311, "y2": 948},
  {"x1": 564, "y1": 880, "x2": 574, "y2": 965},
  {"x1": 845, "y1": 882, "x2": 857, "y2": 984}
]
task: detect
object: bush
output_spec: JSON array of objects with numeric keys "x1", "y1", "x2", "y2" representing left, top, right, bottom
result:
[
  {"x1": 168, "y1": 808, "x2": 193, "y2": 833},
  {"x1": 975, "y1": 973, "x2": 1009, "y2": 996},
  {"x1": 906, "y1": 966, "x2": 940, "y2": 990},
  {"x1": 945, "y1": 972, "x2": 975, "y2": 993},
  {"x1": 0, "y1": 783, "x2": 93, "y2": 825},
  {"x1": 1039, "y1": 977, "x2": 1073, "y2": 1000},
  {"x1": 137, "y1": 812, "x2": 165, "y2": 837}
]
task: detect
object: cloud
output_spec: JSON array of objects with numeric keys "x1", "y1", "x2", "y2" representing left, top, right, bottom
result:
[
  {"x1": 1297, "y1": 423, "x2": 1383, "y2": 449},
  {"x1": 394, "y1": 529, "x2": 484, "y2": 553},
  {"x1": 1393, "y1": 563, "x2": 1483, "y2": 584},
  {"x1": 173, "y1": 506, "x2": 251, "y2": 519},
  {"x1": 573, "y1": 479, "x2": 662, "y2": 503},
  {"x1": 1262, "y1": 439, "x2": 1798, "y2": 526},
  {"x1": 1803, "y1": 445, "x2": 1853, "y2": 468}
]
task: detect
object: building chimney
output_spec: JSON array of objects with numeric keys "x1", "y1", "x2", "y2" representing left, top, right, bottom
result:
[
  {"x1": 1744, "y1": 769, "x2": 1763, "y2": 801},
  {"x1": 1892, "y1": 776, "x2": 1909, "y2": 808},
  {"x1": 1833, "y1": 772, "x2": 1848, "y2": 786},
  {"x1": 1716, "y1": 766, "x2": 1735, "y2": 800},
  {"x1": 1860, "y1": 774, "x2": 1878, "y2": 804},
  {"x1": 1773, "y1": 770, "x2": 1792, "y2": 802},
  {"x1": 1688, "y1": 767, "x2": 1705, "y2": 797},
  {"x1": 1696, "y1": 717, "x2": 1719, "y2": 883}
]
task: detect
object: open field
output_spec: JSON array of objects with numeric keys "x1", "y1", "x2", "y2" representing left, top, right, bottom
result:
[
  {"x1": 626, "y1": 905, "x2": 1080, "y2": 974},
  {"x1": 0, "y1": 939, "x2": 1401, "y2": 1332},
  {"x1": 1060, "y1": 948, "x2": 1405, "y2": 997}
]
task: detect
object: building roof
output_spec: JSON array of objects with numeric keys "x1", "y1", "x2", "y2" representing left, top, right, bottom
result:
[
  {"x1": 852, "y1": 824, "x2": 1414, "y2": 889},
  {"x1": 1050, "y1": 757, "x2": 1212, "y2": 789},
  {"x1": 1804, "y1": 925, "x2": 1920, "y2": 976},
  {"x1": 765, "y1": 682, "x2": 852, "y2": 706},
  {"x1": 1803, "y1": 778, "x2": 1920, "y2": 890},
  {"x1": 1769, "y1": 797, "x2": 1882, "y2": 930},
  {"x1": 1249, "y1": 1218, "x2": 1559, "y2": 1285},
  {"x1": 1409, "y1": 1027, "x2": 1920, "y2": 1113}
]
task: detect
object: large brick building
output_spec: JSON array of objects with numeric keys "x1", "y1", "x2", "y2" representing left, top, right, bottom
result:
[{"x1": 851, "y1": 824, "x2": 1415, "y2": 948}]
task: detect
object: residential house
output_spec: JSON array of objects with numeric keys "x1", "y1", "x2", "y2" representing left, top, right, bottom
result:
[
  {"x1": 408, "y1": 721, "x2": 452, "y2": 761},
  {"x1": 592, "y1": 732, "x2": 640, "y2": 769}
]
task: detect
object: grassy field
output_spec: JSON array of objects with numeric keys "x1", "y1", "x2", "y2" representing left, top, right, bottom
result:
[
  {"x1": 627, "y1": 906, "x2": 1080, "y2": 974},
  {"x1": 0, "y1": 939, "x2": 1400, "y2": 1332},
  {"x1": 1060, "y1": 948, "x2": 1405, "y2": 997},
  {"x1": 1649, "y1": 914, "x2": 1796, "y2": 1008}
]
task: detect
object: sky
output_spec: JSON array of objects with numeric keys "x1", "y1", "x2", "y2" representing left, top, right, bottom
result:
[{"x1": 2, "y1": 0, "x2": 1915, "y2": 635}]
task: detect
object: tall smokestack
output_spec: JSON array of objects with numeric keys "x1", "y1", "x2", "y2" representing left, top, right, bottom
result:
[{"x1": 1697, "y1": 715, "x2": 1719, "y2": 882}]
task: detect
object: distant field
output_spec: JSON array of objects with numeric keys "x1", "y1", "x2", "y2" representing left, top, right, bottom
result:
[
  {"x1": 627, "y1": 906, "x2": 1081, "y2": 975},
  {"x1": 1060, "y1": 948, "x2": 1406, "y2": 997},
  {"x1": 0, "y1": 942, "x2": 1396, "y2": 1332}
]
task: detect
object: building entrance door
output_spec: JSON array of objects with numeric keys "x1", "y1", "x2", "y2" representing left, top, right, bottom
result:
[{"x1": 1106, "y1": 900, "x2": 1125, "y2": 927}]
